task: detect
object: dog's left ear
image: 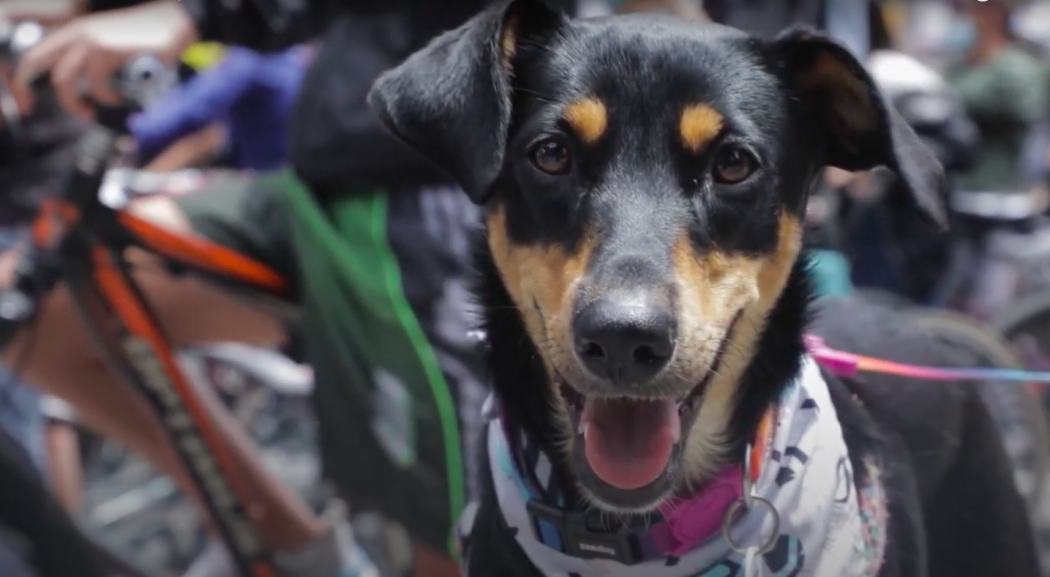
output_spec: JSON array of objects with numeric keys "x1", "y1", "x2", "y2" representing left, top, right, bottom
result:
[
  {"x1": 771, "y1": 28, "x2": 947, "y2": 229},
  {"x1": 368, "y1": 0, "x2": 566, "y2": 203}
]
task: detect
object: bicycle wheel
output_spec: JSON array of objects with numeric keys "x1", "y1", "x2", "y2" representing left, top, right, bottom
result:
[{"x1": 911, "y1": 309, "x2": 1050, "y2": 510}]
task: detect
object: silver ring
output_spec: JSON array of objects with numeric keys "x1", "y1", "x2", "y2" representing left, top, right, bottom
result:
[
  {"x1": 742, "y1": 444, "x2": 754, "y2": 507},
  {"x1": 720, "y1": 496, "x2": 781, "y2": 555}
]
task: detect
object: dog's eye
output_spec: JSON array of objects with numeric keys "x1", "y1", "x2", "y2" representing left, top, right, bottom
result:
[
  {"x1": 712, "y1": 147, "x2": 756, "y2": 185},
  {"x1": 529, "y1": 138, "x2": 572, "y2": 175}
]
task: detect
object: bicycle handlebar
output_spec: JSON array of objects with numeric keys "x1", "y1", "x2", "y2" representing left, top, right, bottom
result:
[
  {"x1": 0, "y1": 22, "x2": 174, "y2": 326},
  {"x1": 0, "y1": 20, "x2": 172, "y2": 127}
]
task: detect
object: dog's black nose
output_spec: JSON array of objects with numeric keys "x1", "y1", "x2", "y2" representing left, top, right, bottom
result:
[{"x1": 573, "y1": 299, "x2": 676, "y2": 385}]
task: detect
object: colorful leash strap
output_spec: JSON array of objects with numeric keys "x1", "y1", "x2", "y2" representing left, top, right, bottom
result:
[{"x1": 804, "y1": 335, "x2": 1050, "y2": 384}]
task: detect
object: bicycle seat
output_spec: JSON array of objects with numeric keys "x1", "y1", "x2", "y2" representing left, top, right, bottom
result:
[{"x1": 179, "y1": 343, "x2": 313, "y2": 396}]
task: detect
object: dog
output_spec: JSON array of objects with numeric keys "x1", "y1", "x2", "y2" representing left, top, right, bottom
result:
[{"x1": 368, "y1": 2, "x2": 1041, "y2": 576}]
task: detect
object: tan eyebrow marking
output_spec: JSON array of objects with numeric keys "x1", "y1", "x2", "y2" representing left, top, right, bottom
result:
[
  {"x1": 679, "y1": 104, "x2": 724, "y2": 152},
  {"x1": 563, "y1": 98, "x2": 609, "y2": 144}
]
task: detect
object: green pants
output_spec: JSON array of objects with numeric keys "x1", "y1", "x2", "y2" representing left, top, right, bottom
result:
[{"x1": 174, "y1": 171, "x2": 487, "y2": 555}]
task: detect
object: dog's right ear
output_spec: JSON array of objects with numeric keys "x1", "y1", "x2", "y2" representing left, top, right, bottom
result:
[{"x1": 368, "y1": 0, "x2": 566, "y2": 203}]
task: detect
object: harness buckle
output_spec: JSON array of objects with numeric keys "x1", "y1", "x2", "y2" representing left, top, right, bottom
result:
[{"x1": 525, "y1": 500, "x2": 645, "y2": 565}]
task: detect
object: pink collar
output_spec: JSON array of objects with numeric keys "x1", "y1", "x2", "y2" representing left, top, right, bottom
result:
[{"x1": 650, "y1": 465, "x2": 744, "y2": 556}]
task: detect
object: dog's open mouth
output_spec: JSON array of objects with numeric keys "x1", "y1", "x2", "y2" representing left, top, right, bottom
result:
[
  {"x1": 554, "y1": 368, "x2": 715, "y2": 510},
  {"x1": 559, "y1": 381, "x2": 707, "y2": 492},
  {"x1": 552, "y1": 314, "x2": 739, "y2": 508},
  {"x1": 550, "y1": 312, "x2": 739, "y2": 511}
]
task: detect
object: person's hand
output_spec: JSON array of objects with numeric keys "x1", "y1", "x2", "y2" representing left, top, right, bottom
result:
[
  {"x1": 0, "y1": 0, "x2": 86, "y2": 27},
  {"x1": 12, "y1": 0, "x2": 198, "y2": 119}
]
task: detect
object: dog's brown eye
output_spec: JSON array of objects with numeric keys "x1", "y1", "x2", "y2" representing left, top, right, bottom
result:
[
  {"x1": 530, "y1": 139, "x2": 572, "y2": 175},
  {"x1": 712, "y1": 147, "x2": 756, "y2": 185}
]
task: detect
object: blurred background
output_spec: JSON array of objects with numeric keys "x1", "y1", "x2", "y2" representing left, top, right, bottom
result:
[{"x1": 7, "y1": 0, "x2": 1050, "y2": 576}]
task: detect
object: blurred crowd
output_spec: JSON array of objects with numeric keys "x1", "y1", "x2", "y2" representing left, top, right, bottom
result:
[{"x1": 3, "y1": 1, "x2": 1050, "y2": 576}]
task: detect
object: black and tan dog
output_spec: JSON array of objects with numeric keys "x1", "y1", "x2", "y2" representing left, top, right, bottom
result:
[{"x1": 369, "y1": 1, "x2": 1040, "y2": 576}]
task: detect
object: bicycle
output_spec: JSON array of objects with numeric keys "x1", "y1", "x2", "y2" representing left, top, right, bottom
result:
[
  {"x1": 0, "y1": 25, "x2": 301, "y2": 577},
  {"x1": 54, "y1": 334, "x2": 320, "y2": 574}
]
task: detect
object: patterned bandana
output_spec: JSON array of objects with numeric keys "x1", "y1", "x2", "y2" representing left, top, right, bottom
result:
[{"x1": 480, "y1": 356, "x2": 887, "y2": 577}]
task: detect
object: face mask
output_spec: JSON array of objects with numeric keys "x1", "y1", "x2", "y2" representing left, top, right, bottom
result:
[{"x1": 944, "y1": 18, "x2": 978, "y2": 53}]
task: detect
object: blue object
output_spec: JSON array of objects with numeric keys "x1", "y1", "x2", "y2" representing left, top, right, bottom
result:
[
  {"x1": 0, "y1": 374, "x2": 45, "y2": 478},
  {"x1": 129, "y1": 46, "x2": 310, "y2": 171},
  {"x1": 808, "y1": 250, "x2": 855, "y2": 298}
]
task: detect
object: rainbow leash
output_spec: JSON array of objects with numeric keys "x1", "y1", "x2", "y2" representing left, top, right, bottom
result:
[{"x1": 805, "y1": 335, "x2": 1050, "y2": 384}]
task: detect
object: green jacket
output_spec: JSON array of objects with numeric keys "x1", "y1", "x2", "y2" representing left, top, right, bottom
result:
[{"x1": 948, "y1": 46, "x2": 1048, "y2": 192}]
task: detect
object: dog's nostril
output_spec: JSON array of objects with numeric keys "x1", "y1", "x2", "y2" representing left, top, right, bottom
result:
[
  {"x1": 579, "y1": 341, "x2": 606, "y2": 361},
  {"x1": 633, "y1": 344, "x2": 668, "y2": 367}
]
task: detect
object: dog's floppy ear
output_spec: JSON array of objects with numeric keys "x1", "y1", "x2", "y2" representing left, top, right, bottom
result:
[
  {"x1": 771, "y1": 28, "x2": 948, "y2": 229},
  {"x1": 368, "y1": 0, "x2": 565, "y2": 203}
]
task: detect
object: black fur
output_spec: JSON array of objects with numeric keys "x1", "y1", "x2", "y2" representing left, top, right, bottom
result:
[{"x1": 369, "y1": 2, "x2": 1038, "y2": 575}]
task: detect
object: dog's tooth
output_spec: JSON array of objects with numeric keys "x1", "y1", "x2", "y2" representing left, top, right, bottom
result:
[{"x1": 581, "y1": 422, "x2": 591, "y2": 439}]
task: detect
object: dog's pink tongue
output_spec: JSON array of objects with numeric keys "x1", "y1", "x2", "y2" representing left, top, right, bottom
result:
[{"x1": 581, "y1": 397, "x2": 679, "y2": 490}]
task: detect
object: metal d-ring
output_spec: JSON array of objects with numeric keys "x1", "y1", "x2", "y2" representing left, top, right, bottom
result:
[
  {"x1": 722, "y1": 442, "x2": 780, "y2": 555},
  {"x1": 720, "y1": 496, "x2": 780, "y2": 555}
]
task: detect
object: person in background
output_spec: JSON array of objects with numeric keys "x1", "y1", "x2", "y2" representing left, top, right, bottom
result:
[
  {"x1": 943, "y1": 0, "x2": 1048, "y2": 317},
  {"x1": 129, "y1": 44, "x2": 313, "y2": 172},
  {"x1": 946, "y1": 0, "x2": 1048, "y2": 197}
]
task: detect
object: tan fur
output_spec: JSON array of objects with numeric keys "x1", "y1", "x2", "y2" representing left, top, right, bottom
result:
[
  {"x1": 564, "y1": 98, "x2": 609, "y2": 145},
  {"x1": 679, "y1": 104, "x2": 724, "y2": 153},
  {"x1": 488, "y1": 201, "x2": 802, "y2": 502},
  {"x1": 487, "y1": 206, "x2": 599, "y2": 456},
  {"x1": 674, "y1": 214, "x2": 803, "y2": 485},
  {"x1": 488, "y1": 203, "x2": 802, "y2": 488},
  {"x1": 501, "y1": 12, "x2": 520, "y2": 77},
  {"x1": 486, "y1": 205, "x2": 597, "y2": 369}
]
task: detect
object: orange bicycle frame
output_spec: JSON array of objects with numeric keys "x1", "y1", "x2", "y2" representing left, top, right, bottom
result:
[{"x1": 24, "y1": 193, "x2": 292, "y2": 577}]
